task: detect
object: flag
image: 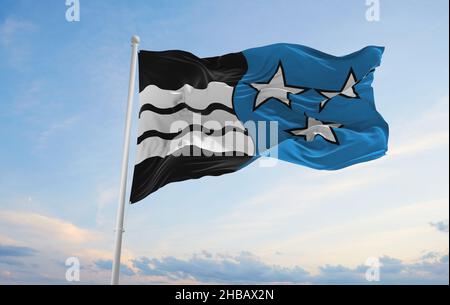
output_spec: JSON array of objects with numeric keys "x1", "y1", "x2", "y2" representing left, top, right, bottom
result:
[{"x1": 130, "y1": 43, "x2": 388, "y2": 203}]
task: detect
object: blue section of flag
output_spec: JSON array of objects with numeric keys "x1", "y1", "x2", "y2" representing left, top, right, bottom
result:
[{"x1": 233, "y1": 43, "x2": 389, "y2": 170}]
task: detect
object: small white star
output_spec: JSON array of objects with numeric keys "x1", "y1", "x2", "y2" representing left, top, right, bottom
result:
[
  {"x1": 288, "y1": 116, "x2": 343, "y2": 144},
  {"x1": 318, "y1": 68, "x2": 360, "y2": 111},
  {"x1": 250, "y1": 62, "x2": 306, "y2": 110}
]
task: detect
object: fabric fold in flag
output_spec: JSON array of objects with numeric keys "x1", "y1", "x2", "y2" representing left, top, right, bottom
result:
[{"x1": 130, "y1": 43, "x2": 389, "y2": 204}]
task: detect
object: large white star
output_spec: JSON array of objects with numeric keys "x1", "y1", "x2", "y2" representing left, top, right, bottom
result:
[
  {"x1": 249, "y1": 62, "x2": 306, "y2": 110},
  {"x1": 288, "y1": 116, "x2": 343, "y2": 144}
]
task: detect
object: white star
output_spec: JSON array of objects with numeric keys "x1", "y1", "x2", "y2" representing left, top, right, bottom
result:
[
  {"x1": 318, "y1": 68, "x2": 360, "y2": 111},
  {"x1": 250, "y1": 62, "x2": 305, "y2": 110},
  {"x1": 288, "y1": 116, "x2": 343, "y2": 144}
]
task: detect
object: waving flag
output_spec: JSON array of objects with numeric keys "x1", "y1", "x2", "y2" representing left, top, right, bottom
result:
[{"x1": 130, "y1": 43, "x2": 388, "y2": 203}]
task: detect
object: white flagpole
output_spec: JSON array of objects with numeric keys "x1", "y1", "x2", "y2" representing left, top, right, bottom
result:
[{"x1": 111, "y1": 35, "x2": 140, "y2": 285}]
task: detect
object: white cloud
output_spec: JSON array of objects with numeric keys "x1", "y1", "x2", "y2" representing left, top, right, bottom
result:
[
  {"x1": 390, "y1": 132, "x2": 448, "y2": 157},
  {"x1": 0, "y1": 18, "x2": 36, "y2": 47},
  {"x1": 35, "y1": 116, "x2": 79, "y2": 150},
  {"x1": 95, "y1": 184, "x2": 118, "y2": 226},
  {"x1": 389, "y1": 95, "x2": 449, "y2": 157},
  {"x1": 0, "y1": 17, "x2": 37, "y2": 68},
  {"x1": 0, "y1": 210, "x2": 101, "y2": 244},
  {"x1": 0, "y1": 210, "x2": 137, "y2": 284},
  {"x1": 256, "y1": 198, "x2": 449, "y2": 266},
  {"x1": 128, "y1": 250, "x2": 448, "y2": 284},
  {"x1": 430, "y1": 220, "x2": 449, "y2": 233}
]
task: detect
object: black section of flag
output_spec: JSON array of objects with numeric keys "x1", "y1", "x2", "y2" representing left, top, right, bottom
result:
[
  {"x1": 137, "y1": 124, "x2": 248, "y2": 145},
  {"x1": 139, "y1": 102, "x2": 235, "y2": 117},
  {"x1": 138, "y1": 50, "x2": 248, "y2": 91},
  {"x1": 130, "y1": 147, "x2": 253, "y2": 204},
  {"x1": 131, "y1": 49, "x2": 251, "y2": 203}
]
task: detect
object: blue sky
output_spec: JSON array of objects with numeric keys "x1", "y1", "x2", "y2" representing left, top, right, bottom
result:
[{"x1": 0, "y1": 0, "x2": 448, "y2": 284}]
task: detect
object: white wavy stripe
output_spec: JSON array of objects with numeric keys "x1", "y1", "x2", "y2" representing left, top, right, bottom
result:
[
  {"x1": 135, "y1": 130, "x2": 255, "y2": 164},
  {"x1": 138, "y1": 110, "x2": 245, "y2": 137},
  {"x1": 139, "y1": 81, "x2": 234, "y2": 109}
]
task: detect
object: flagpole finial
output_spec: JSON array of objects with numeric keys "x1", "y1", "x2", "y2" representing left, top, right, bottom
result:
[{"x1": 131, "y1": 35, "x2": 140, "y2": 45}]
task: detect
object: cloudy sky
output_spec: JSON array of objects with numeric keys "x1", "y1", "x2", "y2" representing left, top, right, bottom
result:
[{"x1": 0, "y1": 0, "x2": 448, "y2": 284}]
